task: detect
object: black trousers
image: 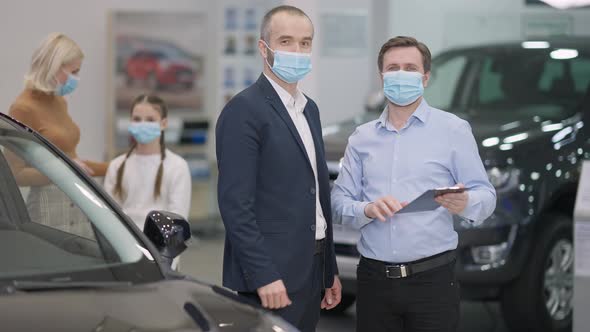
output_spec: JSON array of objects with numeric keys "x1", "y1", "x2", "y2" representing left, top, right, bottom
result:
[
  {"x1": 239, "y1": 251, "x2": 324, "y2": 332},
  {"x1": 356, "y1": 256, "x2": 460, "y2": 332}
]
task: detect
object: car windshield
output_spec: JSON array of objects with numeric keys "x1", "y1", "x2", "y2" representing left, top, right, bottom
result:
[
  {"x1": 0, "y1": 117, "x2": 161, "y2": 284},
  {"x1": 424, "y1": 45, "x2": 590, "y2": 120}
]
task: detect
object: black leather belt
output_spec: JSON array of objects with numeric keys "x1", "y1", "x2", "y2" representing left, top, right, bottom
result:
[
  {"x1": 361, "y1": 250, "x2": 456, "y2": 279},
  {"x1": 315, "y1": 239, "x2": 326, "y2": 255}
]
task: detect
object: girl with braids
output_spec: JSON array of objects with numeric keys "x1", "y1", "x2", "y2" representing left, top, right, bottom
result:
[{"x1": 104, "y1": 94, "x2": 191, "y2": 269}]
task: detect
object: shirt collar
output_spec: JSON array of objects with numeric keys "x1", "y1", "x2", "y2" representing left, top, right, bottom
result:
[
  {"x1": 376, "y1": 98, "x2": 431, "y2": 130},
  {"x1": 413, "y1": 99, "x2": 430, "y2": 123},
  {"x1": 264, "y1": 73, "x2": 307, "y2": 112}
]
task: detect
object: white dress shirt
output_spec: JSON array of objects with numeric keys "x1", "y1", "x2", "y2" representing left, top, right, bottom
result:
[{"x1": 265, "y1": 74, "x2": 326, "y2": 240}]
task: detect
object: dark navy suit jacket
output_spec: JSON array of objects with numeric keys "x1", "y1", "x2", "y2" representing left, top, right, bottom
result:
[{"x1": 216, "y1": 74, "x2": 338, "y2": 293}]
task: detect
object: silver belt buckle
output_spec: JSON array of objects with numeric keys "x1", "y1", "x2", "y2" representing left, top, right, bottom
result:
[{"x1": 386, "y1": 264, "x2": 409, "y2": 279}]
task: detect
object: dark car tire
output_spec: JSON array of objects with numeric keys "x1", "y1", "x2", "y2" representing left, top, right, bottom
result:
[{"x1": 501, "y1": 213, "x2": 573, "y2": 332}]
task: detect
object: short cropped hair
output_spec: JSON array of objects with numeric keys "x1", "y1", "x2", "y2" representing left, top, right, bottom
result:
[
  {"x1": 260, "y1": 5, "x2": 313, "y2": 43},
  {"x1": 377, "y1": 36, "x2": 431, "y2": 72}
]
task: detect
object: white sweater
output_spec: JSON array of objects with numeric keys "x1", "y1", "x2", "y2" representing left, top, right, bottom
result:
[{"x1": 104, "y1": 149, "x2": 192, "y2": 230}]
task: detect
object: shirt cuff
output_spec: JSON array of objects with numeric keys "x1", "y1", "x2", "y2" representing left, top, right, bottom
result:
[
  {"x1": 457, "y1": 215, "x2": 475, "y2": 224},
  {"x1": 354, "y1": 201, "x2": 374, "y2": 228},
  {"x1": 458, "y1": 191, "x2": 484, "y2": 226}
]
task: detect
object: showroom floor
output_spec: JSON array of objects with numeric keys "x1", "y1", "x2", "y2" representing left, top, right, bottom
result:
[{"x1": 179, "y1": 235, "x2": 508, "y2": 332}]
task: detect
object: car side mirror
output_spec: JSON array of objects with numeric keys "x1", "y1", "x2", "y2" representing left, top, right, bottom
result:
[{"x1": 143, "y1": 210, "x2": 191, "y2": 268}]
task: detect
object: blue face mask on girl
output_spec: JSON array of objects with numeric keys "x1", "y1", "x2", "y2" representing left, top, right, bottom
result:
[
  {"x1": 262, "y1": 40, "x2": 312, "y2": 83},
  {"x1": 382, "y1": 70, "x2": 425, "y2": 106},
  {"x1": 55, "y1": 73, "x2": 80, "y2": 96},
  {"x1": 128, "y1": 122, "x2": 161, "y2": 144}
]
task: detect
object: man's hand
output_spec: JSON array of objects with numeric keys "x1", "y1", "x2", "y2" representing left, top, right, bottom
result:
[
  {"x1": 257, "y1": 279, "x2": 292, "y2": 309},
  {"x1": 321, "y1": 275, "x2": 342, "y2": 310},
  {"x1": 364, "y1": 196, "x2": 408, "y2": 222},
  {"x1": 435, "y1": 183, "x2": 468, "y2": 215}
]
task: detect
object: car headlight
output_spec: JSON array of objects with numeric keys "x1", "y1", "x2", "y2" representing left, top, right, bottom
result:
[
  {"x1": 486, "y1": 167, "x2": 520, "y2": 192},
  {"x1": 471, "y1": 242, "x2": 509, "y2": 265},
  {"x1": 465, "y1": 224, "x2": 518, "y2": 270}
]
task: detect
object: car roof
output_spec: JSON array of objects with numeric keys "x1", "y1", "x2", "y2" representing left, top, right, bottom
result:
[{"x1": 0, "y1": 112, "x2": 36, "y2": 135}]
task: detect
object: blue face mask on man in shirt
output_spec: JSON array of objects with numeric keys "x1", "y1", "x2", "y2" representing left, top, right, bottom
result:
[
  {"x1": 55, "y1": 73, "x2": 80, "y2": 96},
  {"x1": 262, "y1": 40, "x2": 312, "y2": 83},
  {"x1": 128, "y1": 122, "x2": 162, "y2": 144},
  {"x1": 382, "y1": 70, "x2": 424, "y2": 106}
]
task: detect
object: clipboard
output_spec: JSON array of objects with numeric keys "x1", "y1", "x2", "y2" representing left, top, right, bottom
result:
[{"x1": 396, "y1": 187, "x2": 465, "y2": 214}]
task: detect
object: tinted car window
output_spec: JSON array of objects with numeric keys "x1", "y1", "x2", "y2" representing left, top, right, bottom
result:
[
  {"x1": 478, "y1": 57, "x2": 504, "y2": 104},
  {"x1": 0, "y1": 122, "x2": 158, "y2": 281},
  {"x1": 537, "y1": 58, "x2": 589, "y2": 96},
  {"x1": 571, "y1": 58, "x2": 590, "y2": 93},
  {"x1": 423, "y1": 55, "x2": 468, "y2": 110},
  {"x1": 473, "y1": 50, "x2": 589, "y2": 118},
  {"x1": 424, "y1": 48, "x2": 589, "y2": 121}
]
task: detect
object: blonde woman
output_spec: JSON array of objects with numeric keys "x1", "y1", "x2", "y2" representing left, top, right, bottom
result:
[{"x1": 8, "y1": 33, "x2": 108, "y2": 238}]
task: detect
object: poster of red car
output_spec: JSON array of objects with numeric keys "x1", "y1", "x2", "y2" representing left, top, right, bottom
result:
[{"x1": 111, "y1": 11, "x2": 207, "y2": 150}]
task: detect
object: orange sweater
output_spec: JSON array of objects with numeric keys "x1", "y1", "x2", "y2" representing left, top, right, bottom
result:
[{"x1": 9, "y1": 89, "x2": 108, "y2": 176}]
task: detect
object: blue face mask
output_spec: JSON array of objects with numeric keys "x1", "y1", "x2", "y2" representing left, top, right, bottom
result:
[
  {"x1": 128, "y1": 122, "x2": 161, "y2": 144},
  {"x1": 263, "y1": 41, "x2": 312, "y2": 83},
  {"x1": 55, "y1": 73, "x2": 79, "y2": 96},
  {"x1": 383, "y1": 70, "x2": 424, "y2": 106}
]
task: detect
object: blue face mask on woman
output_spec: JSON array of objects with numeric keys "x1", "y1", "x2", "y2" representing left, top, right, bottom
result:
[
  {"x1": 382, "y1": 70, "x2": 424, "y2": 106},
  {"x1": 128, "y1": 122, "x2": 161, "y2": 144},
  {"x1": 55, "y1": 73, "x2": 80, "y2": 96},
  {"x1": 262, "y1": 40, "x2": 312, "y2": 83}
]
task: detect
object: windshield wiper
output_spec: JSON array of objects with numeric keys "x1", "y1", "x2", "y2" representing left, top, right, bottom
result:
[{"x1": 10, "y1": 280, "x2": 132, "y2": 292}]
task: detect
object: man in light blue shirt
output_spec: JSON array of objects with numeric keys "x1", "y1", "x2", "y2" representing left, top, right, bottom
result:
[{"x1": 331, "y1": 36, "x2": 496, "y2": 332}]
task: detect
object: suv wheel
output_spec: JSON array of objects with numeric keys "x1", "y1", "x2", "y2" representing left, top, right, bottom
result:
[{"x1": 501, "y1": 213, "x2": 573, "y2": 332}]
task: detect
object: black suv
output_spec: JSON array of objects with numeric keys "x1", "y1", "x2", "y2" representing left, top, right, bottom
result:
[{"x1": 324, "y1": 37, "x2": 590, "y2": 332}]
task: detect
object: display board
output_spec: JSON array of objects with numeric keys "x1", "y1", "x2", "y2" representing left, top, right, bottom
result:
[{"x1": 108, "y1": 11, "x2": 210, "y2": 180}]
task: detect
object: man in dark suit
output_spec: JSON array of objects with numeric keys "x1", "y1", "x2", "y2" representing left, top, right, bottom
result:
[{"x1": 215, "y1": 5, "x2": 342, "y2": 331}]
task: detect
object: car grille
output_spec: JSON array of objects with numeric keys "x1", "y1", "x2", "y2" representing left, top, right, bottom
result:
[{"x1": 335, "y1": 243, "x2": 360, "y2": 257}]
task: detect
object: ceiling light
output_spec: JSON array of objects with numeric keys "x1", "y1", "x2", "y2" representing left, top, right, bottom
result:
[
  {"x1": 503, "y1": 133, "x2": 529, "y2": 144},
  {"x1": 550, "y1": 49, "x2": 579, "y2": 60},
  {"x1": 540, "y1": 0, "x2": 590, "y2": 9},
  {"x1": 542, "y1": 123, "x2": 564, "y2": 132},
  {"x1": 482, "y1": 137, "x2": 500, "y2": 147},
  {"x1": 522, "y1": 41, "x2": 550, "y2": 49}
]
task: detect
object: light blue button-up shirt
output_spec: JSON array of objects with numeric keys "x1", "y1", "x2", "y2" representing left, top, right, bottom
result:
[{"x1": 331, "y1": 99, "x2": 496, "y2": 263}]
